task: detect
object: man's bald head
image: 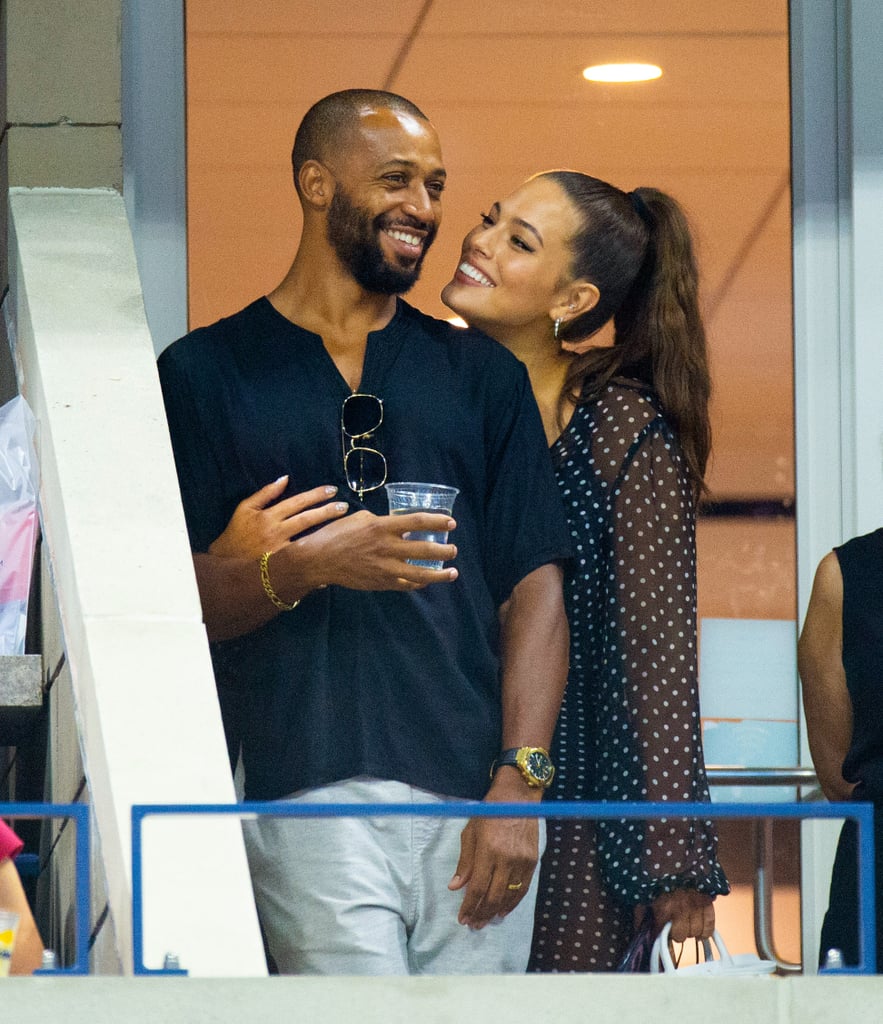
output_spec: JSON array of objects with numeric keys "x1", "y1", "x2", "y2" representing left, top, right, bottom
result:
[{"x1": 291, "y1": 89, "x2": 430, "y2": 195}]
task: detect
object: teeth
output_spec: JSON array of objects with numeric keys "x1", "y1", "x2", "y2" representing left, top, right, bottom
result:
[
  {"x1": 386, "y1": 229, "x2": 422, "y2": 247},
  {"x1": 459, "y1": 262, "x2": 494, "y2": 287}
]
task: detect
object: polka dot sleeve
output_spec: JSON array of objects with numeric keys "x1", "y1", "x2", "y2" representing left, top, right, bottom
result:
[{"x1": 592, "y1": 419, "x2": 728, "y2": 904}]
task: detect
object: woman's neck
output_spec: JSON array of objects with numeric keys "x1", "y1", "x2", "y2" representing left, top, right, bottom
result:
[{"x1": 491, "y1": 326, "x2": 574, "y2": 446}]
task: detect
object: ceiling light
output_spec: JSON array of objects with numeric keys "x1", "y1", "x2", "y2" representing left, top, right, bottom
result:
[{"x1": 582, "y1": 63, "x2": 662, "y2": 83}]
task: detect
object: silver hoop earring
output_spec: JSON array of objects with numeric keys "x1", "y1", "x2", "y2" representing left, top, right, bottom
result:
[{"x1": 553, "y1": 317, "x2": 563, "y2": 340}]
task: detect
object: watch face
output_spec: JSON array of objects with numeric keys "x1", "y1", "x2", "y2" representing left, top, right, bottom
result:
[{"x1": 525, "y1": 749, "x2": 553, "y2": 783}]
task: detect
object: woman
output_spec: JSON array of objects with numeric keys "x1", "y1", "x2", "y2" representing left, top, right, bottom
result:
[{"x1": 440, "y1": 171, "x2": 729, "y2": 971}]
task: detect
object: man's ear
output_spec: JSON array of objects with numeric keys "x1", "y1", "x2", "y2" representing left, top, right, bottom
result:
[
  {"x1": 551, "y1": 280, "x2": 601, "y2": 354},
  {"x1": 298, "y1": 160, "x2": 334, "y2": 210}
]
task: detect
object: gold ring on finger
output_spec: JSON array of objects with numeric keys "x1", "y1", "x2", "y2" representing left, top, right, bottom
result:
[{"x1": 506, "y1": 881, "x2": 523, "y2": 891}]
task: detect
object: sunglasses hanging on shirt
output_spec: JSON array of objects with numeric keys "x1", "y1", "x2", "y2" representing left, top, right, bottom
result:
[{"x1": 341, "y1": 392, "x2": 387, "y2": 499}]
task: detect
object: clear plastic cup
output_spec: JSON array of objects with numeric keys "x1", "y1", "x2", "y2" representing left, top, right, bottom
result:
[{"x1": 385, "y1": 482, "x2": 459, "y2": 569}]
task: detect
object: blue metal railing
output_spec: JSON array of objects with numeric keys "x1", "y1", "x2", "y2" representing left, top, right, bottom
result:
[
  {"x1": 706, "y1": 766, "x2": 823, "y2": 971},
  {"x1": 1, "y1": 801, "x2": 91, "y2": 974},
  {"x1": 131, "y1": 799, "x2": 876, "y2": 977}
]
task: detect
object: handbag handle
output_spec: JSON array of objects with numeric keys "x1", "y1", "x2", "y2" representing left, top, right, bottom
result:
[{"x1": 650, "y1": 920, "x2": 735, "y2": 974}]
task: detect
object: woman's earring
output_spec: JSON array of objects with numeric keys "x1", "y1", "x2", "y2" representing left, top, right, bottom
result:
[{"x1": 553, "y1": 317, "x2": 563, "y2": 340}]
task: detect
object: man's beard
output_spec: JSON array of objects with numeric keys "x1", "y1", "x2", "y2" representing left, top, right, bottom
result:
[{"x1": 326, "y1": 187, "x2": 436, "y2": 295}]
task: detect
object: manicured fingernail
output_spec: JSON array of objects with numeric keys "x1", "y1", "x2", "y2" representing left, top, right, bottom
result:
[
  {"x1": 275, "y1": 475, "x2": 289, "y2": 484},
  {"x1": 335, "y1": 502, "x2": 348, "y2": 512},
  {"x1": 325, "y1": 485, "x2": 338, "y2": 495}
]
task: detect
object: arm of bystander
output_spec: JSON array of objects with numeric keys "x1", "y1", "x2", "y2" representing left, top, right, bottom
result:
[
  {"x1": 0, "y1": 821, "x2": 44, "y2": 975},
  {"x1": 797, "y1": 551, "x2": 856, "y2": 803}
]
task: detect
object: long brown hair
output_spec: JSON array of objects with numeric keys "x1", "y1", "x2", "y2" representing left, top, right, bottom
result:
[{"x1": 543, "y1": 171, "x2": 712, "y2": 502}]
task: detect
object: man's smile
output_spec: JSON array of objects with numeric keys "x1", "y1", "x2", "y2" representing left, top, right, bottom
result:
[{"x1": 381, "y1": 220, "x2": 432, "y2": 263}]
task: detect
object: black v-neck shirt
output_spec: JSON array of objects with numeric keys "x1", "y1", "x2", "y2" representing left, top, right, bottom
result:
[{"x1": 158, "y1": 297, "x2": 571, "y2": 800}]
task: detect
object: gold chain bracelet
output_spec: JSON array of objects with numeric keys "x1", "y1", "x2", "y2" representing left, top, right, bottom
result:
[{"x1": 259, "y1": 551, "x2": 300, "y2": 612}]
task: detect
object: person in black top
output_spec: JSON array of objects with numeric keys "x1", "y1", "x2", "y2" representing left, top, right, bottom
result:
[
  {"x1": 158, "y1": 90, "x2": 571, "y2": 975},
  {"x1": 799, "y1": 527, "x2": 883, "y2": 970}
]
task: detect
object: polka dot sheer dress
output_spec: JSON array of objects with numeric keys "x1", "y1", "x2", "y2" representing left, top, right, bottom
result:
[{"x1": 529, "y1": 383, "x2": 729, "y2": 973}]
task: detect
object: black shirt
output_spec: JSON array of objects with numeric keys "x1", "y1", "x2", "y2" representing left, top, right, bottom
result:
[
  {"x1": 837, "y1": 528, "x2": 883, "y2": 802},
  {"x1": 158, "y1": 297, "x2": 571, "y2": 800}
]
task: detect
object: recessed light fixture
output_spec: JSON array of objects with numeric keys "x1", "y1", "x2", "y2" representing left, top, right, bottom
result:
[{"x1": 582, "y1": 63, "x2": 662, "y2": 83}]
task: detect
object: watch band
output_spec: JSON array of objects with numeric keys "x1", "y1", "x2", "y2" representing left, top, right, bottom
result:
[{"x1": 494, "y1": 748, "x2": 527, "y2": 771}]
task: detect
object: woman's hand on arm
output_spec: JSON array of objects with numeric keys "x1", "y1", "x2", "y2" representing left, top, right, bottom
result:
[
  {"x1": 798, "y1": 551, "x2": 856, "y2": 803},
  {"x1": 195, "y1": 478, "x2": 351, "y2": 641},
  {"x1": 208, "y1": 476, "x2": 348, "y2": 560}
]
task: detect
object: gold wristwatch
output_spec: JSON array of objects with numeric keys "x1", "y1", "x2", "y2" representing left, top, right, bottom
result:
[{"x1": 491, "y1": 746, "x2": 555, "y2": 788}]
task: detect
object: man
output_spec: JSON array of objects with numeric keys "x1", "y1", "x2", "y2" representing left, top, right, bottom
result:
[{"x1": 158, "y1": 89, "x2": 570, "y2": 975}]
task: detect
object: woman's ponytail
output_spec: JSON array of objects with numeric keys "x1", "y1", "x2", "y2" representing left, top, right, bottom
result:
[
  {"x1": 613, "y1": 187, "x2": 711, "y2": 497},
  {"x1": 544, "y1": 172, "x2": 711, "y2": 502}
]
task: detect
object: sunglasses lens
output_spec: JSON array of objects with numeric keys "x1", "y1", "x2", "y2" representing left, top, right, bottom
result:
[
  {"x1": 344, "y1": 447, "x2": 387, "y2": 494},
  {"x1": 343, "y1": 394, "x2": 383, "y2": 438}
]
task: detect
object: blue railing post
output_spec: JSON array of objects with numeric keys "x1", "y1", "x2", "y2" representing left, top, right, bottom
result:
[
  {"x1": 1, "y1": 801, "x2": 91, "y2": 974},
  {"x1": 854, "y1": 801, "x2": 877, "y2": 973}
]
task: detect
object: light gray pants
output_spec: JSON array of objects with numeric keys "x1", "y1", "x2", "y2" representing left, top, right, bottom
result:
[{"x1": 243, "y1": 777, "x2": 544, "y2": 975}]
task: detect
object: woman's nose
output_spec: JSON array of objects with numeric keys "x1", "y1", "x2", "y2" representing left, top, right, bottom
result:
[{"x1": 468, "y1": 225, "x2": 493, "y2": 257}]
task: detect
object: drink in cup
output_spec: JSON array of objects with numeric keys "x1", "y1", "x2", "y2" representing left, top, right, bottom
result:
[
  {"x1": 0, "y1": 909, "x2": 19, "y2": 977},
  {"x1": 385, "y1": 482, "x2": 459, "y2": 570}
]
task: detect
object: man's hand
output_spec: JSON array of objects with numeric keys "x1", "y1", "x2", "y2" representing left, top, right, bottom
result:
[
  {"x1": 289, "y1": 508, "x2": 458, "y2": 592},
  {"x1": 448, "y1": 770, "x2": 541, "y2": 929}
]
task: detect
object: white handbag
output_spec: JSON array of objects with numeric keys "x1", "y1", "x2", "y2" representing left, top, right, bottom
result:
[{"x1": 649, "y1": 921, "x2": 777, "y2": 977}]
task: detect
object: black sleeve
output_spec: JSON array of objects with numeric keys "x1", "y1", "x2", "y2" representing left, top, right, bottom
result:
[
  {"x1": 481, "y1": 360, "x2": 571, "y2": 606},
  {"x1": 157, "y1": 339, "x2": 231, "y2": 553}
]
